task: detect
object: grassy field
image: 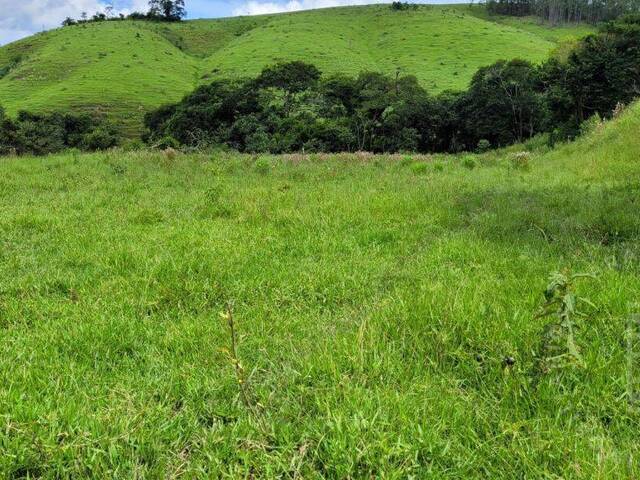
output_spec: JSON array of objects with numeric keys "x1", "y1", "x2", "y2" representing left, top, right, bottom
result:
[
  {"x1": 0, "y1": 5, "x2": 593, "y2": 136},
  {"x1": 1, "y1": 98, "x2": 640, "y2": 476}
]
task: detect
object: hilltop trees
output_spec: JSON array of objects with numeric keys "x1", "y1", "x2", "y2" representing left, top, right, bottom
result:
[
  {"x1": 148, "y1": 0, "x2": 187, "y2": 21},
  {"x1": 486, "y1": 0, "x2": 639, "y2": 24},
  {"x1": 61, "y1": 0, "x2": 186, "y2": 27}
]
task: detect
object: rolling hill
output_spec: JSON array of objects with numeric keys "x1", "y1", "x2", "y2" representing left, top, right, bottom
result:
[{"x1": 0, "y1": 5, "x2": 592, "y2": 135}]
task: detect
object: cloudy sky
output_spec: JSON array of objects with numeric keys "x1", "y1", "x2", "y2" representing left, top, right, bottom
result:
[{"x1": 0, "y1": 0, "x2": 465, "y2": 46}]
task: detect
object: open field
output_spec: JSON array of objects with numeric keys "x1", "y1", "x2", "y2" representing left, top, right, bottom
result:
[
  {"x1": 0, "y1": 5, "x2": 593, "y2": 136},
  {"x1": 1, "y1": 99, "x2": 639, "y2": 476}
]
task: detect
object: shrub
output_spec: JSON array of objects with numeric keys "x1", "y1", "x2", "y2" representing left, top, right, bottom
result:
[
  {"x1": 156, "y1": 135, "x2": 180, "y2": 150},
  {"x1": 82, "y1": 126, "x2": 119, "y2": 151},
  {"x1": 410, "y1": 162, "x2": 429, "y2": 175},
  {"x1": 122, "y1": 139, "x2": 145, "y2": 151},
  {"x1": 476, "y1": 139, "x2": 491, "y2": 153},
  {"x1": 462, "y1": 156, "x2": 477, "y2": 169},
  {"x1": 580, "y1": 113, "x2": 604, "y2": 136},
  {"x1": 523, "y1": 133, "x2": 551, "y2": 153},
  {"x1": 400, "y1": 155, "x2": 413, "y2": 166},
  {"x1": 510, "y1": 151, "x2": 531, "y2": 170},
  {"x1": 163, "y1": 147, "x2": 178, "y2": 161},
  {"x1": 0, "y1": 108, "x2": 121, "y2": 156},
  {"x1": 255, "y1": 157, "x2": 271, "y2": 175}
]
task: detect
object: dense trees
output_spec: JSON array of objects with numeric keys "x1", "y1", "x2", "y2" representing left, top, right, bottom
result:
[
  {"x1": 486, "y1": 0, "x2": 640, "y2": 24},
  {"x1": 61, "y1": 0, "x2": 186, "y2": 27},
  {"x1": 457, "y1": 59, "x2": 547, "y2": 147},
  {"x1": 8, "y1": 14, "x2": 638, "y2": 156},
  {"x1": 144, "y1": 15, "x2": 640, "y2": 154},
  {"x1": 0, "y1": 109, "x2": 118, "y2": 156}
]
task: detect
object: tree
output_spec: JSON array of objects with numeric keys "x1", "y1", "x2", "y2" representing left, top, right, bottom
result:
[
  {"x1": 62, "y1": 17, "x2": 77, "y2": 27},
  {"x1": 458, "y1": 59, "x2": 547, "y2": 148},
  {"x1": 256, "y1": 61, "x2": 321, "y2": 115},
  {"x1": 148, "y1": 0, "x2": 186, "y2": 21},
  {"x1": 256, "y1": 61, "x2": 321, "y2": 94},
  {"x1": 541, "y1": 14, "x2": 640, "y2": 133}
]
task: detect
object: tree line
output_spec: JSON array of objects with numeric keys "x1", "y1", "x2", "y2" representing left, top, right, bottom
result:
[
  {"x1": 2, "y1": 15, "x2": 638, "y2": 156},
  {"x1": 0, "y1": 109, "x2": 118, "y2": 156},
  {"x1": 62, "y1": 0, "x2": 186, "y2": 27},
  {"x1": 485, "y1": 0, "x2": 640, "y2": 24},
  {"x1": 144, "y1": 15, "x2": 640, "y2": 154}
]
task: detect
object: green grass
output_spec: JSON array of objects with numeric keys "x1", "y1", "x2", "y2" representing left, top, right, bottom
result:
[
  {"x1": 1, "y1": 100, "x2": 639, "y2": 477},
  {"x1": 0, "y1": 4, "x2": 593, "y2": 136}
]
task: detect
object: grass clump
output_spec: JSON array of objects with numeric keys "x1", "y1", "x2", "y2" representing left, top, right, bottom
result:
[
  {"x1": 510, "y1": 151, "x2": 532, "y2": 170},
  {"x1": 254, "y1": 156, "x2": 271, "y2": 175},
  {"x1": 461, "y1": 155, "x2": 477, "y2": 169},
  {"x1": 410, "y1": 161, "x2": 429, "y2": 175}
]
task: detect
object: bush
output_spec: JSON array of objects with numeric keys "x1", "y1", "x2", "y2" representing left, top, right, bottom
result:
[
  {"x1": 410, "y1": 162, "x2": 429, "y2": 175},
  {"x1": 156, "y1": 135, "x2": 180, "y2": 150},
  {"x1": 462, "y1": 156, "x2": 477, "y2": 169},
  {"x1": 510, "y1": 151, "x2": 531, "y2": 170},
  {"x1": 82, "y1": 126, "x2": 119, "y2": 151},
  {"x1": 476, "y1": 139, "x2": 491, "y2": 153},
  {"x1": 255, "y1": 157, "x2": 271, "y2": 175},
  {"x1": 580, "y1": 113, "x2": 604, "y2": 136},
  {"x1": 0, "y1": 108, "x2": 121, "y2": 156}
]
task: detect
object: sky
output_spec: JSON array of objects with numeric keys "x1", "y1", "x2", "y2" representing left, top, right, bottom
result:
[{"x1": 0, "y1": 0, "x2": 467, "y2": 46}]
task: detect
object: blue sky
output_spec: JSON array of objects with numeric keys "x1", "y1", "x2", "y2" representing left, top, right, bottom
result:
[{"x1": 0, "y1": 0, "x2": 468, "y2": 46}]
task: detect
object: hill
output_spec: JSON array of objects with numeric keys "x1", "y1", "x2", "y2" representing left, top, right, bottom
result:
[
  {"x1": 0, "y1": 5, "x2": 592, "y2": 136},
  {"x1": 1, "y1": 97, "x2": 639, "y2": 476}
]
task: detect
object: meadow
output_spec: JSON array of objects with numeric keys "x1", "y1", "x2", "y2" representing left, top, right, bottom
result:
[
  {"x1": 1, "y1": 99, "x2": 639, "y2": 477},
  {"x1": 0, "y1": 5, "x2": 592, "y2": 135}
]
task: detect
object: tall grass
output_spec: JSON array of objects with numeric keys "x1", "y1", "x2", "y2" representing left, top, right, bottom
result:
[{"x1": 0, "y1": 104, "x2": 639, "y2": 477}]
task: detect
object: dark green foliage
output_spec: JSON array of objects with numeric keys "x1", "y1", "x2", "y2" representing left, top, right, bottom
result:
[
  {"x1": 486, "y1": 0, "x2": 639, "y2": 24},
  {"x1": 458, "y1": 59, "x2": 547, "y2": 147},
  {"x1": 256, "y1": 61, "x2": 321, "y2": 94},
  {"x1": 0, "y1": 109, "x2": 119, "y2": 156},
  {"x1": 477, "y1": 139, "x2": 491, "y2": 153},
  {"x1": 390, "y1": 2, "x2": 419, "y2": 11},
  {"x1": 145, "y1": 18, "x2": 640, "y2": 154},
  {"x1": 541, "y1": 14, "x2": 640, "y2": 135},
  {"x1": 61, "y1": 0, "x2": 186, "y2": 27},
  {"x1": 148, "y1": 0, "x2": 187, "y2": 21},
  {"x1": 0, "y1": 55, "x2": 22, "y2": 80}
]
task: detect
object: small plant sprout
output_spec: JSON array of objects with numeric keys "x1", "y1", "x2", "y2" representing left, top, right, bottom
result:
[
  {"x1": 219, "y1": 302, "x2": 265, "y2": 424},
  {"x1": 535, "y1": 271, "x2": 597, "y2": 373}
]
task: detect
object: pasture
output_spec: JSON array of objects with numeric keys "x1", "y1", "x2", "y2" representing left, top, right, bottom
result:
[{"x1": 1, "y1": 102, "x2": 639, "y2": 477}]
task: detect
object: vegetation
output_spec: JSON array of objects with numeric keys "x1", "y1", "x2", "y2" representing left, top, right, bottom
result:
[
  {"x1": 0, "y1": 5, "x2": 592, "y2": 135},
  {"x1": 390, "y1": 2, "x2": 419, "y2": 11},
  {"x1": 1, "y1": 96, "x2": 640, "y2": 478},
  {"x1": 144, "y1": 15, "x2": 640, "y2": 153},
  {"x1": 486, "y1": 0, "x2": 640, "y2": 24},
  {"x1": 61, "y1": 0, "x2": 187, "y2": 26},
  {"x1": 0, "y1": 107, "x2": 118, "y2": 155}
]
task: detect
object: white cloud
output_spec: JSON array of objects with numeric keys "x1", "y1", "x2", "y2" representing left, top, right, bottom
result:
[
  {"x1": 0, "y1": 0, "x2": 148, "y2": 45},
  {"x1": 232, "y1": 0, "x2": 389, "y2": 15}
]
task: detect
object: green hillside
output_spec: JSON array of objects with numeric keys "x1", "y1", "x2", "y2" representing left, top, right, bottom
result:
[
  {"x1": 0, "y1": 5, "x2": 592, "y2": 135},
  {"x1": 1, "y1": 98, "x2": 639, "y2": 476}
]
